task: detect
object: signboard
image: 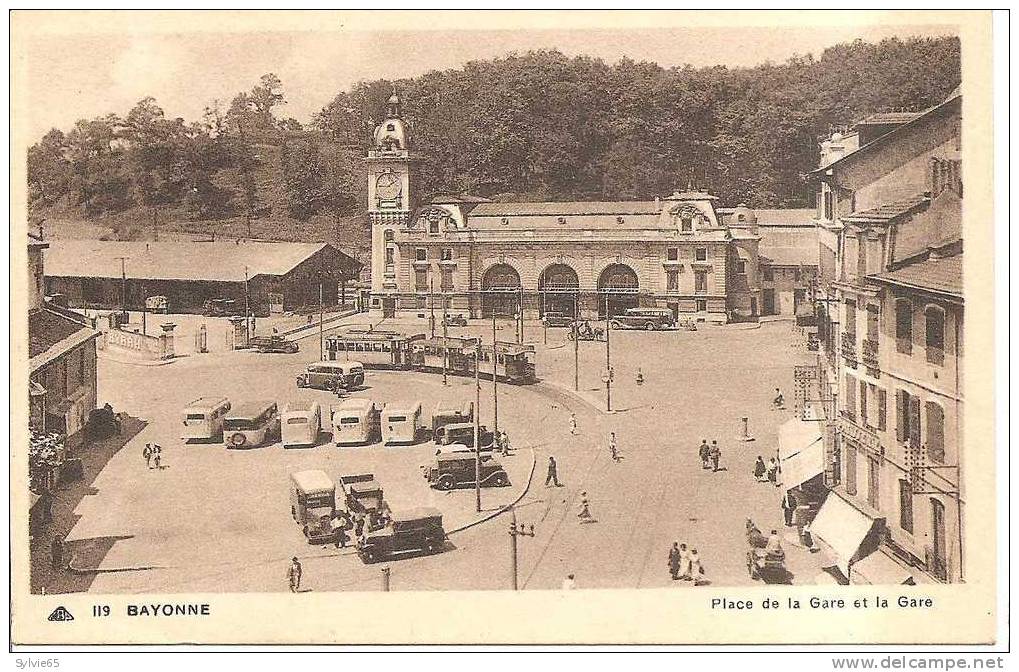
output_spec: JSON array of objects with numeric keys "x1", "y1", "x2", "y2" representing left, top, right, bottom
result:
[{"x1": 839, "y1": 417, "x2": 881, "y2": 454}]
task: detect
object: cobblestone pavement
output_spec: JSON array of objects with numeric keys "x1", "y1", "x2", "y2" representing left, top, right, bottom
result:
[{"x1": 37, "y1": 314, "x2": 830, "y2": 593}]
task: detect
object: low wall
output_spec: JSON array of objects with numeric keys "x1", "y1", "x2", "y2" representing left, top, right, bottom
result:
[{"x1": 101, "y1": 328, "x2": 175, "y2": 360}]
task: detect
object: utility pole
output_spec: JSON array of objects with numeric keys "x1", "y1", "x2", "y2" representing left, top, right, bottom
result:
[
  {"x1": 429, "y1": 276, "x2": 436, "y2": 338},
  {"x1": 492, "y1": 305, "x2": 499, "y2": 436},
  {"x1": 141, "y1": 283, "x2": 147, "y2": 336},
  {"x1": 605, "y1": 292, "x2": 612, "y2": 412},
  {"x1": 474, "y1": 337, "x2": 482, "y2": 513},
  {"x1": 319, "y1": 280, "x2": 325, "y2": 361},
  {"x1": 517, "y1": 286, "x2": 524, "y2": 343},
  {"x1": 243, "y1": 265, "x2": 250, "y2": 344},
  {"x1": 508, "y1": 508, "x2": 534, "y2": 591},
  {"x1": 114, "y1": 256, "x2": 129, "y2": 322},
  {"x1": 573, "y1": 293, "x2": 579, "y2": 392}
]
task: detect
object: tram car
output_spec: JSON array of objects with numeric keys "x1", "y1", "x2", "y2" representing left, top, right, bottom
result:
[
  {"x1": 408, "y1": 337, "x2": 536, "y2": 384},
  {"x1": 325, "y1": 330, "x2": 425, "y2": 369}
]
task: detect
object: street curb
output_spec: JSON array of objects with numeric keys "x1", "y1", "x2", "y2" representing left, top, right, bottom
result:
[
  {"x1": 447, "y1": 448, "x2": 536, "y2": 536},
  {"x1": 539, "y1": 380, "x2": 609, "y2": 416},
  {"x1": 98, "y1": 350, "x2": 179, "y2": 367},
  {"x1": 66, "y1": 554, "x2": 163, "y2": 574}
]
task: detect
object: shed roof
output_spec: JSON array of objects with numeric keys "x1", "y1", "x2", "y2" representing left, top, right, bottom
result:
[
  {"x1": 43, "y1": 240, "x2": 344, "y2": 282},
  {"x1": 29, "y1": 307, "x2": 99, "y2": 371},
  {"x1": 841, "y1": 193, "x2": 931, "y2": 224},
  {"x1": 856, "y1": 111, "x2": 925, "y2": 126}
]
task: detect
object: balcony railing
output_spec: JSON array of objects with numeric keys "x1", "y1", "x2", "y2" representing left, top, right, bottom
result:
[
  {"x1": 841, "y1": 336, "x2": 857, "y2": 367},
  {"x1": 862, "y1": 338, "x2": 880, "y2": 373}
]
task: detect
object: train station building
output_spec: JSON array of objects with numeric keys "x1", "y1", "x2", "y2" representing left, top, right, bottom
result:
[{"x1": 368, "y1": 93, "x2": 816, "y2": 323}]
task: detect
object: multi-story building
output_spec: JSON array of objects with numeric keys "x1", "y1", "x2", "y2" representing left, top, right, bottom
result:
[
  {"x1": 368, "y1": 93, "x2": 814, "y2": 323},
  {"x1": 807, "y1": 87, "x2": 963, "y2": 583},
  {"x1": 28, "y1": 232, "x2": 100, "y2": 457}
]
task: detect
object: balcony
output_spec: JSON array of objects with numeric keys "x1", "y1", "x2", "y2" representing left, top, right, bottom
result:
[{"x1": 841, "y1": 336, "x2": 858, "y2": 368}]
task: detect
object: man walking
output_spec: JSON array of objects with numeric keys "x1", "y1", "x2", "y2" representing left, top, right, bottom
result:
[
  {"x1": 545, "y1": 456, "x2": 562, "y2": 487},
  {"x1": 668, "y1": 542, "x2": 681, "y2": 580},
  {"x1": 609, "y1": 432, "x2": 620, "y2": 462},
  {"x1": 143, "y1": 443, "x2": 153, "y2": 469},
  {"x1": 709, "y1": 440, "x2": 721, "y2": 472},
  {"x1": 287, "y1": 556, "x2": 302, "y2": 593},
  {"x1": 569, "y1": 413, "x2": 578, "y2": 436},
  {"x1": 152, "y1": 443, "x2": 163, "y2": 470},
  {"x1": 698, "y1": 439, "x2": 710, "y2": 469},
  {"x1": 500, "y1": 431, "x2": 511, "y2": 456},
  {"x1": 577, "y1": 492, "x2": 594, "y2": 523},
  {"x1": 782, "y1": 490, "x2": 796, "y2": 527}
]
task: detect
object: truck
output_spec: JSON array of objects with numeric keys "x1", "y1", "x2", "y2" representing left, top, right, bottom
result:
[
  {"x1": 250, "y1": 335, "x2": 299, "y2": 354},
  {"x1": 289, "y1": 470, "x2": 336, "y2": 544}
]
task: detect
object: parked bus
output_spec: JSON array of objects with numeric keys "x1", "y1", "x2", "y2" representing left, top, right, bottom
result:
[
  {"x1": 609, "y1": 307, "x2": 677, "y2": 331},
  {"x1": 223, "y1": 400, "x2": 280, "y2": 449},
  {"x1": 431, "y1": 400, "x2": 474, "y2": 435},
  {"x1": 181, "y1": 396, "x2": 231, "y2": 442},
  {"x1": 409, "y1": 337, "x2": 536, "y2": 384},
  {"x1": 331, "y1": 398, "x2": 381, "y2": 446},
  {"x1": 325, "y1": 330, "x2": 426, "y2": 369},
  {"x1": 381, "y1": 402, "x2": 423, "y2": 445},
  {"x1": 296, "y1": 361, "x2": 361, "y2": 392},
  {"x1": 281, "y1": 401, "x2": 323, "y2": 448}
]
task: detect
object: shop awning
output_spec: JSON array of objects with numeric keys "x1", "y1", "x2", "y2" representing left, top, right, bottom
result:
[
  {"x1": 777, "y1": 418, "x2": 824, "y2": 490},
  {"x1": 810, "y1": 493, "x2": 882, "y2": 576},
  {"x1": 850, "y1": 550, "x2": 916, "y2": 585}
]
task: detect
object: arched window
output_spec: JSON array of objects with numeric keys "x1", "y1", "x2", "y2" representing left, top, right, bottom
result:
[
  {"x1": 895, "y1": 298, "x2": 913, "y2": 355},
  {"x1": 925, "y1": 305, "x2": 946, "y2": 365}
]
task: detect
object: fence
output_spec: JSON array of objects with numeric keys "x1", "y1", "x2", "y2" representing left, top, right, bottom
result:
[{"x1": 101, "y1": 326, "x2": 175, "y2": 360}]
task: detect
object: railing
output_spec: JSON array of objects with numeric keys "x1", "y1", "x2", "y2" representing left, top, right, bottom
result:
[
  {"x1": 862, "y1": 338, "x2": 880, "y2": 374},
  {"x1": 841, "y1": 336, "x2": 857, "y2": 367}
]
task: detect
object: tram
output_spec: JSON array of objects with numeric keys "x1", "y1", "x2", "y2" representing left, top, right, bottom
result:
[
  {"x1": 408, "y1": 337, "x2": 536, "y2": 384},
  {"x1": 325, "y1": 329, "x2": 425, "y2": 369}
]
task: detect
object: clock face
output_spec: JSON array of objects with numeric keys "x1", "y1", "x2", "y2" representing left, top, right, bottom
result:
[{"x1": 376, "y1": 173, "x2": 403, "y2": 200}]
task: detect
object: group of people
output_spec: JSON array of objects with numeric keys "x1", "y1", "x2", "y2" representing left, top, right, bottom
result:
[
  {"x1": 697, "y1": 439, "x2": 722, "y2": 472},
  {"x1": 753, "y1": 455, "x2": 780, "y2": 484},
  {"x1": 142, "y1": 443, "x2": 164, "y2": 470},
  {"x1": 667, "y1": 542, "x2": 707, "y2": 584}
]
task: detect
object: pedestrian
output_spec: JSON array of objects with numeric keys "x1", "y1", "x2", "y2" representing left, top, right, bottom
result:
[
  {"x1": 577, "y1": 491, "x2": 593, "y2": 523},
  {"x1": 636, "y1": 367, "x2": 644, "y2": 386},
  {"x1": 500, "y1": 431, "x2": 511, "y2": 456},
  {"x1": 332, "y1": 512, "x2": 349, "y2": 549},
  {"x1": 801, "y1": 521, "x2": 816, "y2": 552},
  {"x1": 689, "y1": 548, "x2": 706, "y2": 585},
  {"x1": 569, "y1": 413, "x2": 578, "y2": 436},
  {"x1": 152, "y1": 443, "x2": 163, "y2": 470},
  {"x1": 272, "y1": 326, "x2": 279, "y2": 336},
  {"x1": 698, "y1": 439, "x2": 710, "y2": 469},
  {"x1": 782, "y1": 490, "x2": 796, "y2": 527},
  {"x1": 767, "y1": 457, "x2": 779, "y2": 484},
  {"x1": 709, "y1": 440, "x2": 721, "y2": 472},
  {"x1": 668, "y1": 542, "x2": 681, "y2": 580},
  {"x1": 754, "y1": 456, "x2": 767, "y2": 482},
  {"x1": 766, "y1": 530, "x2": 784, "y2": 560},
  {"x1": 50, "y1": 535, "x2": 64, "y2": 571},
  {"x1": 143, "y1": 443, "x2": 153, "y2": 469},
  {"x1": 561, "y1": 573, "x2": 577, "y2": 590},
  {"x1": 773, "y1": 388, "x2": 785, "y2": 409},
  {"x1": 609, "y1": 432, "x2": 620, "y2": 462},
  {"x1": 354, "y1": 512, "x2": 365, "y2": 538},
  {"x1": 678, "y1": 543, "x2": 692, "y2": 580},
  {"x1": 287, "y1": 556, "x2": 302, "y2": 593},
  {"x1": 545, "y1": 456, "x2": 563, "y2": 487}
]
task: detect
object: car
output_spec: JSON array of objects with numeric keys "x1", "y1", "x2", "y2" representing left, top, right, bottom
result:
[
  {"x1": 423, "y1": 453, "x2": 510, "y2": 490},
  {"x1": 442, "y1": 313, "x2": 468, "y2": 327},
  {"x1": 357, "y1": 507, "x2": 446, "y2": 563},
  {"x1": 541, "y1": 311, "x2": 574, "y2": 328},
  {"x1": 203, "y1": 298, "x2": 241, "y2": 317},
  {"x1": 433, "y1": 422, "x2": 495, "y2": 450},
  {"x1": 250, "y1": 335, "x2": 299, "y2": 354},
  {"x1": 145, "y1": 295, "x2": 168, "y2": 314}
]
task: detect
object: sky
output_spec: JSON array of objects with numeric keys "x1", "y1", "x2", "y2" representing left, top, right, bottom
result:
[{"x1": 22, "y1": 21, "x2": 958, "y2": 141}]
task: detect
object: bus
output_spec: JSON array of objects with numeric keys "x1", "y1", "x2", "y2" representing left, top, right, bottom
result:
[
  {"x1": 325, "y1": 330, "x2": 426, "y2": 369},
  {"x1": 609, "y1": 307, "x2": 677, "y2": 331},
  {"x1": 331, "y1": 398, "x2": 381, "y2": 446},
  {"x1": 181, "y1": 396, "x2": 231, "y2": 442},
  {"x1": 381, "y1": 402, "x2": 423, "y2": 445},
  {"x1": 409, "y1": 337, "x2": 536, "y2": 384},
  {"x1": 223, "y1": 400, "x2": 280, "y2": 449},
  {"x1": 296, "y1": 361, "x2": 362, "y2": 391},
  {"x1": 281, "y1": 401, "x2": 323, "y2": 448}
]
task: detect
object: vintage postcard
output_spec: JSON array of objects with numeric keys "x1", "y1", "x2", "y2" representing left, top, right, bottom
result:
[{"x1": 9, "y1": 10, "x2": 999, "y2": 646}]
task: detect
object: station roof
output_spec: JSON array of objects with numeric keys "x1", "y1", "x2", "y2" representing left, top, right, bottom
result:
[{"x1": 43, "y1": 240, "x2": 345, "y2": 283}]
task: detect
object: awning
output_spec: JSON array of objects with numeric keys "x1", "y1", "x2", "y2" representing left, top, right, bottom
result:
[
  {"x1": 850, "y1": 550, "x2": 916, "y2": 585},
  {"x1": 810, "y1": 492, "x2": 882, "y2": 576},
  {"x1": 777, "y1": 418, "x2": 824, "y2": 490}
]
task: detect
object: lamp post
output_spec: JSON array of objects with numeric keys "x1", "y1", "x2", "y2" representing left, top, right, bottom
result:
[
  {"x1": 319, "y1": 279, "x2": 324, "y2": 361},
  {"x1": 474, "y1": 337, "x2": 482, "y2": 513},
  {"x1": 492, "y1": 305, "x2": 499, "y2": 436},
  {"x1": 441, "y1": 296, "x2": 448, "y2": 386},
  {"x1": 573, "y1": 292, "x2": 580, "y2": 392},
  {"x1": 114, "y1": 256, "x2": 129, "y2": 322},
  {"x1": 508, "y1": 508, "x2": 535, "y2": 591},
  {"x1": 429, "y1": 276, "x2": 436, "y2": 338},
  {"x1": 243, "y1": 265, "x2": 250, "y2": 344},
  {"x1": 605, "y1": 292, "x2": 612, "y2": 412}
]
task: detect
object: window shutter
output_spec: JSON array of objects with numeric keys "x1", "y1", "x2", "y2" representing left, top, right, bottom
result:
[
  {"x1": 859, "y1": 380, "x2": 868, "y2": 427},
  {"x1": 878, "y1": 388, "x2": 887, "y2": 431},
  {"x1": 895, "y1": 390, "x2": 905, "y2": 442},
  {"x1": 908, "y1": 395, "x2": 921, "y2": 450}
]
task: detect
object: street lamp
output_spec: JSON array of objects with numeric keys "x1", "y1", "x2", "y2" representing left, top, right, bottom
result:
[
  {"x1": 508, "y1": 508, "x2": 535, "y2": 591},
  {"x1": 604, "y1": 292, "x2": 612, "y2": 412},
  {"x1": 473, "y1": 337, "x2": 482, "y2": 513},
  {"x1": 492, "y1": 303, "x2": 499, "y2": 437}
]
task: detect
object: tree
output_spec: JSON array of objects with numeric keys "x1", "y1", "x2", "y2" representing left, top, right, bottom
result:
[{"x1": 27, "y1": 129, "x2": 72, "y2": 206}]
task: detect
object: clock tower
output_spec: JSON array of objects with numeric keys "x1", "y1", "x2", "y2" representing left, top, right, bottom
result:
[{"x1": 368, "y1": 92, "x2": 421, "y2": 312}]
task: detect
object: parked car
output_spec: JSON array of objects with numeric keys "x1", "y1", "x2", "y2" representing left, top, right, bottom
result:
[
  {"x1": 250, "y1": 335, "x2": 299, "y2": 354},
  {"x1": 433, "y1": 422, "x2": 495, "y2": 450},
  {"x1": 357, "y1": 507, "x2": 446, "y2": 563},
  {"x1": 541, "y1": 311, "x2": 574, "y2": 328},
  {"x1": 145, "y1": 295, "x2": 168, "y2": 314},
  {"x1": 423, "y1": 453, "x2": 509, "y2": 490},
  {"x1": 441, "y1": 313, "x2": 468, "y2": 327}
]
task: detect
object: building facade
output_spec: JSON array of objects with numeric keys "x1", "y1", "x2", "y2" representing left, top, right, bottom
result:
[
  {"x1": 368, "y1": 94, "x2": 815, "y2": 323},
  {"x1": 810, "y1": 87, "x2": 964, "y2": 583}
]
